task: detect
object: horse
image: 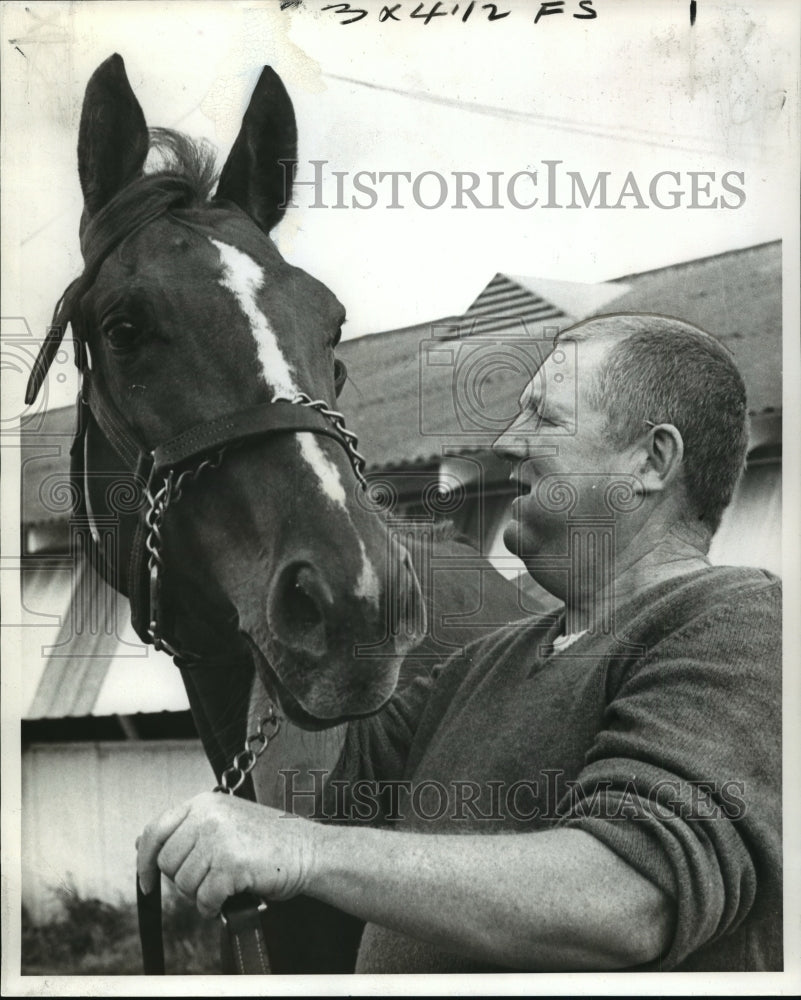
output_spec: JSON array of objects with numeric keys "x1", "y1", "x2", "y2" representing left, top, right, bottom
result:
[
  {"x1": 26, "y1": 52, "x2": 441, "y2": 732},
  {"x1": 26, "y1": 54, "x2": 531, "y2": 973}
]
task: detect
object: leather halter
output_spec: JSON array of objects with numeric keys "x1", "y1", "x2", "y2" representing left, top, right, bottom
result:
[
  {"x1": 27, "y1": 173, "x2": 361, "y2": 664},
  {"x1": 72, "y1": 372, "x2": 364, "y2": 663}
]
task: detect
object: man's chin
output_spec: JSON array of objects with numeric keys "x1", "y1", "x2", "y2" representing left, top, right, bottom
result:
[
  {"x1": 503, "y1": 518, "x2": 550, "y2": 565},
  {"x1": 502, "y1": 518, "x2": 527, "y2": 558}
]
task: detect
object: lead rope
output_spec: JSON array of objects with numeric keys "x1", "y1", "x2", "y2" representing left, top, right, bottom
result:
[{"x1": 138, "y1": 703, "x2": 283, "y2": 974}]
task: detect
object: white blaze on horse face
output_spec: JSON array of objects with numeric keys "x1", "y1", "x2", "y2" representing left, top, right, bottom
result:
[
  {"x1": 355, "y1": 538, "x2": 380, "y2": 606},
  {"x1": 210, "y1": 237, "x2": 345, "y2": 505},
  {"x1": 297, "y1": 434, "x2": 347, "y2": 508},
  {"x1": 209, "y1": 238, "x2": 298, "y2": 399},
  {"x1": 297, "y1": 437, "x2": 379, "y2": 607},
  {"x1": 209, "y1": 237, "x2": 379, "y2": 608}
]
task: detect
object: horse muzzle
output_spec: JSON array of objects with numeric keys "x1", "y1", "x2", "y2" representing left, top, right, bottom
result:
[{"x1": 249, "y1": 536, "x2": 427, "y2": 724}]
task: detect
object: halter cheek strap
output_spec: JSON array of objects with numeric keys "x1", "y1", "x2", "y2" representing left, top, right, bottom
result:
[
  {"x1": 77, "y1": 371, "x2": 358, "y2": 655},
  {"x1": 26, "y1": 176, "x2": 201, "y2": 408}
]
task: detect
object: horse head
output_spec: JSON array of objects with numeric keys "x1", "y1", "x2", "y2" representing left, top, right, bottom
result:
[{"x1": 29, "y1": 55, "x2": 426, "y2": 727}]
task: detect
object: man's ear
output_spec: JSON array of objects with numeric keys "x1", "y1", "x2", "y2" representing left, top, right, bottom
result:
[{"x1": 637, "y1": 423, "x2": 685, "y2": 493}]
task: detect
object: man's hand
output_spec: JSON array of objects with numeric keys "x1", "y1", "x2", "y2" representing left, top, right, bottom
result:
[
  {"x1": 136, "y1": 792, "x2": 313, "y2": 918},
  {"x1": 137, "y1": 795, "x2": 672, "y2": 968}
]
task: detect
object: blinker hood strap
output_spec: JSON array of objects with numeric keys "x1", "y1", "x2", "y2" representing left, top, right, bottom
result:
[
  {"x1": 24, "y1": 322, "x2": 69, "y2": 407},
  {"x1": 24, "y1": 175, "x2": 197, "y2": 406}
]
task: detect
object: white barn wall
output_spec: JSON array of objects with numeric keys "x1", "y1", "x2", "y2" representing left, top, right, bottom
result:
[{"x1": 22, "y1": 740, "x2": 211, "y2": 922}]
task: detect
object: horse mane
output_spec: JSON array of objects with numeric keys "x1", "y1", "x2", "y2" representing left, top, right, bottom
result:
[
  {"x1": 76, "y1": 129, "x2": 221, "y2": 266},
  {"x1": 145, "y1": 127, "x2": 219, "y2": 203}
]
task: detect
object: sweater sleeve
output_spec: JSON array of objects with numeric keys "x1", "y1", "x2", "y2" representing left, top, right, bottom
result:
[{"x1": 557, "y1": 577, "x2": 782, "y2": 970}]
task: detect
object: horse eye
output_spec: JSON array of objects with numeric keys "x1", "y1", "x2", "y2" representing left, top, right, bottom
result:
[
  {"x1": 103, "y1": 321, "x2": 140, "y2": 353},
  {"x1": 333, "y1": 358, "x2": 348, "y2": 397}
]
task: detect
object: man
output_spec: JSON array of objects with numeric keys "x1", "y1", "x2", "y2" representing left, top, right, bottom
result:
[{"x1": 138, "y1": 314, "x2": 782, "y2": 972}]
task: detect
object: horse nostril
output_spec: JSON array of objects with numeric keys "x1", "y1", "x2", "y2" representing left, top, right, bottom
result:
[
  {"x1": 267, "y1": 562, "x2": 332, "y2": 656},
  {"x1": 293, "y1": 565, "x2": 334, "y2": 626}
]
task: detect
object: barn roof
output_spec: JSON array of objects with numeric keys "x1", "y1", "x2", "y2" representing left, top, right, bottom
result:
[
  {"x1": 18, "y1": 240, "x2": 783, "y2": 723},
  {"x1": 338, "y1": 240, "x2": 781, "y2": 470},
  {"x1": 21, "y1": 560, "x2": 190, "y2": 721},
  {"x1": 20, "y1": 240, "x2": 782, "y2": 524},
  {"x1": 607, "y1": 241, "x2": 781, "y2": 418}
]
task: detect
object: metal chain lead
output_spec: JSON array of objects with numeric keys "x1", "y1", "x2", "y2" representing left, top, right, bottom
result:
[
  {"x1": 215, "y1": 703, "x2": 282, "y2": 795},
  {"x1": 272, "y1": 392, "x2": 368, "y2": 490},
  {"x1": 171, "y1": 448, "x2": 227, "y2": 503},
  {"x1": 143, "y1": 450, "x2": 226, "y2": 661},
  {"x1": 144, "y1": 471, "x2": 176, "y2": 655},
  {"x1": 213, "y1": 703, "x2": 282, "y2": 933}
]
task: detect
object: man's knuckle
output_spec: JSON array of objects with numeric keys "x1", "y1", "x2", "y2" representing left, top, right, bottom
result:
[
  {"x1": 174, "y1": 868, "x2": 194, "y2": 893},
  {"x1": 197, "y1": 878, "x2": 224, "y2": 918}
]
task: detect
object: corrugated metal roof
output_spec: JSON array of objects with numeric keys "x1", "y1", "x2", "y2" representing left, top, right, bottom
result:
[
  {"x1": 19, "y1": 241, "x2": 782, "y2": 519},
  {"x1": 599, "y1": 241, "x2": 781, "y2": 417},
  {"x1": 508, "y1": 274, "x2": 632, "y2": 319},
  {"x1": 24, "y1": 561, "x2": 189, "y2": 719},
  {"x1": 462, "y1": 273, "x2": 566, "y2": 335},
  {"x1": 20, "y1": 560, "x2": 74, "y2": 714},
  {"x1": 338, "y1": 241, "x2": 781, "y2": 470}
]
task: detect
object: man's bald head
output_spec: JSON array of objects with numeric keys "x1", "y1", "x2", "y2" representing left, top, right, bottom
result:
[{"x1": 555, "y1": 314, "x2": 749, "y2": 537}]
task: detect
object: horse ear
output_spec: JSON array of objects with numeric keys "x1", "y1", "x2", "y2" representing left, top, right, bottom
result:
[
  {"x1": 78, "y1": 54, "x2": 149, "y2": 219},
  {"x1": 214, "y1": 67, "x2": 297, "y2": 233}
]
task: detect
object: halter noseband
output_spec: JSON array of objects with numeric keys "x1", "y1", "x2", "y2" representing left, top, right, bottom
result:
[
  {"x1": 27, "y1": 175, "x2": 367, "y2": 665},
  {"x1": 88, "y1": 375, "x2": 367, "y2": 664}
]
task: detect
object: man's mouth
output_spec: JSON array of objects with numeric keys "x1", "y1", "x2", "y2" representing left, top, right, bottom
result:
[{"x1": 510, "y1": 469, "x2": 532, "y2": 497}]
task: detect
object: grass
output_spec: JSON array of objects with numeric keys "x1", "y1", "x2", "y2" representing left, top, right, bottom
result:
[{"x1": 21, "y1": 883, "x2": 221, "y2": 976}]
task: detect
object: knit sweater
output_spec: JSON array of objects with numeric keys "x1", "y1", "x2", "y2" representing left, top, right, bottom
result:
[{"x1": 327, "y1": 565, "x2": 782, "y2": 973}]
